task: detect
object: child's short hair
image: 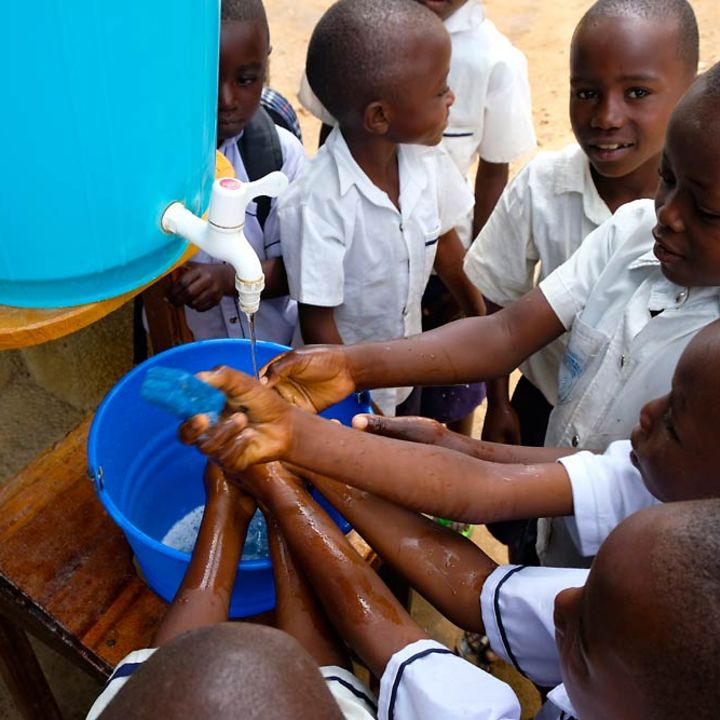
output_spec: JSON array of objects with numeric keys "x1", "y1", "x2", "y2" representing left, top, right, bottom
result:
[
  {"x1": 221, "y1": 0, "x2": 268, "y2": 29},
  {"x1": 578, "y1": 0, "x2": 699, "y2": 71},
  {"x1": 306, "y1": 0, "x2": 440, "y2": 124},
  {"x1": 637, "y1": 500, "x2": 720, "y2": 719}
]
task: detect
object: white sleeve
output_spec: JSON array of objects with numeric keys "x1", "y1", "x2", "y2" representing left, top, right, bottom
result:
[
  {"x1": 278, "y1": 196, "x2": 347, "y2": 307},
  {"x1": 538, "y1": 214, "x2": 623, "y2": 330},
  {"x1": 321, "y1": 666, "x2": 378, "y2": 719},
  {"x1": 379, "y1": 639, "x2": 521, "y2": 720},
  {"x1": 464, "y1": 161, "x2": 537, "y2": 305},
  {"x1": 481, "y1": 565, "x2": 589, "y2": 689},
  {"x1": 298, "y1": 71, "x2": 338, "y2": 126},
  {"x1": 436, "y1": 147, "x2": 475, "y2": 235},
  {"x1": 560, "y1": 441, "x2": 659, "y2": 557},
  {"x1": 86, "y1": 649, "x2": 157, "y2": 719},
  {"x1": 478, "y1": 48, "x2": 536, "y2": 164},
  {"x1": 264, "y1": 127, "x2": 307, "y2": 260}
]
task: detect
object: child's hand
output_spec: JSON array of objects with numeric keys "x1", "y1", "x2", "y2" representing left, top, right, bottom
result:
[
  {"x1": 167, "y1": 262, "x2": 235, "y2": 312},
  {"x1": 179, "y1": 367, "x2": 296, "y2": 472},
  {"x1": 481, "y1": 400, "x2": 521, "y2": 446},
  {"x1": 203, "y1": 462, "x2": 257, "y2": 520},
  {"x1": 260, "y1": 346, "x2": 357, "y2": 413},
  {"x1": 352, "y1": 414, "x2": 447, "y2": 446}
]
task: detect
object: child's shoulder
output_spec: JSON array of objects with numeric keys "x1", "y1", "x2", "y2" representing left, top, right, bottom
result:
[{"x1": 511, "y1": 144, "x2": 587, "y2": 195}]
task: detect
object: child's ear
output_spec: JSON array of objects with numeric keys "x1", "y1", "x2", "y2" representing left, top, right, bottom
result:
[{"x1": 364, "y1": 101, "x2": 391, "y2": 136}]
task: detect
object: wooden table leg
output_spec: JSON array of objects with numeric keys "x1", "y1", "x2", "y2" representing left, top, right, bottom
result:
[{"x1": 0, "y1": 615, "x2": 62, "y2": 720}]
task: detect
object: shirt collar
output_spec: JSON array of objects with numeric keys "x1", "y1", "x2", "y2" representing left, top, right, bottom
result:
[
  {"x1": 444, "y1": 0, "x2": 485, "y2": 34},
  {"x1": 546, "y1": 684, "x2": 577, "y2": 718},
  {"x1": 553, "y1": 145, "x2": 610, "y2": 227},
  {"x1": 326, "y1": 126, "x2": 428, "y2": 218}
]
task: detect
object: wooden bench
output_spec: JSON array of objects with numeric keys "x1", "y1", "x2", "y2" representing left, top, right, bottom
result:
[{"x1": 0, "y1": 418, "x2": 377, "y2": 719}]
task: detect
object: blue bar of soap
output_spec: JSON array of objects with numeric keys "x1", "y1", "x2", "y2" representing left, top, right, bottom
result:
[{"x1": 141, "y1": 367, "x2": 227, "y2": 422}]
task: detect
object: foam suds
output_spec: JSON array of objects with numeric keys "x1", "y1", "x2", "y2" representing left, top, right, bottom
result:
[{"x1": 162, "y1": 505, "x2": 269, "y2": 560}]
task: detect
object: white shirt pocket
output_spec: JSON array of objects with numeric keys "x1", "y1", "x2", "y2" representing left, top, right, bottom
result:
[{"x1": 557, "y1": 318, "x2": 608, "y2": 405}]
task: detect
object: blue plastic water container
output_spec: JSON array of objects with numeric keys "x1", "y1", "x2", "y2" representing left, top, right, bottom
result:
[
  {"x1": 0, "y1": 2, "x2": 218, "y2": 307},
  {"x1": 88, "y1": 340, "x2": 372, "y2": 617}
]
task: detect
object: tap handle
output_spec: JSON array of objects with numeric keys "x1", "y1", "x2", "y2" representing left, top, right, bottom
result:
[{"x1": 208, "y1": 172, "x2": 289, "y2": 230}]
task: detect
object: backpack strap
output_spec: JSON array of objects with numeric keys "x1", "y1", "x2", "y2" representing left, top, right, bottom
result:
[{"x1": 236, "y1": 106, "x2": 284, "y2": 231}]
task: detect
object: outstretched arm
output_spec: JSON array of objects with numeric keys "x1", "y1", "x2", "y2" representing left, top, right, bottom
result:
[
  {"x1": 266, "y1": 504, "x2": 351, "y2": 669},
  {"x1": 153, "y1": 463, "x2": 256, "y2": 647},
  {"x1": 180, "y1": 368, "x2": 574, "y2": 524},
  {"x1": 351, "y1": 414, "x2": 576, "y2": 465},
  {"x1": 262, "y1": 287, "x2": 564, "y2": 413},
  {"x1": 239, "y1": 463, "x2": 428, "y2": 678},
  {"x1": 291, "y1": 465, "x2": 495, "y2": 633}
]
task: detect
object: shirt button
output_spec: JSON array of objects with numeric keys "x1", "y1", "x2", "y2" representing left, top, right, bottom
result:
[
  {"x1": 620, "y1": 355, "x2": 626, "y2": 368},
  {"x1": 571, "y1": 435, "x2": 579, "y2": 448},
  {"x1": 675, "y1": 289, "x2": 688, "y2": 304},
  {"x1": 229, "y1": 317, "x2": 239, "y2": 324}
]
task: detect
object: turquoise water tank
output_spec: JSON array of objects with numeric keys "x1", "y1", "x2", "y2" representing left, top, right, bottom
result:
[{"x1": 0, "y1": 2, "x2": 219, "y2": 307}]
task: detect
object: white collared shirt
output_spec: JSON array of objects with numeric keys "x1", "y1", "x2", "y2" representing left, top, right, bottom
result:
[
  {"x1": 465, "y1": 145, "x2": 611, "y2": 404},
  {"x1": 184, "y1": 126, "x2": 305, "y2": 346},
  {"x1": 541, "y1": 199, "x2": 720, "y2": 451},
  {"x1": 278, "y1": 127, "x2": 473, "y2": 414},
  {"x1": 559, "y1": 440, "x2": 659, "y2": 558},
  {"x1": 297, "y1": 0, "x2": 535, "y2": 248}
]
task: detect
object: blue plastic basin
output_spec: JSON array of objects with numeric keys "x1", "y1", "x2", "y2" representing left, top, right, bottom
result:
[{"x1": 88, "y1": 339, "x2": 371, "y2": 617}]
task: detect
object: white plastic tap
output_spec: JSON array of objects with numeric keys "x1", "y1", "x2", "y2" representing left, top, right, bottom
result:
[{"x1": 161, "y1": 172, "x2": 289, "y2": 315}]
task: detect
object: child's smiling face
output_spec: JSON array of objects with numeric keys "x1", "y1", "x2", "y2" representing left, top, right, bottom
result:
[
  {"x1": 217, "y1": 20, "x2": 269, "y2": 142},
  {"x1": 653, "y1": 76, "x2": 720, "y2": 288},
  {"x1": 569, "y1": 15, "x2": 693, "y2": 184}
]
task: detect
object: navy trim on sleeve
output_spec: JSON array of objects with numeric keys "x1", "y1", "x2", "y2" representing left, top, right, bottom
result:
[
  {"x1": 324, "y1": 675, "x2": 378, "y2": 712},
  {"x1": 388, "y1": 647, "x2": 454, "y2": 720},
  {"x1": 106, "y1": 661, "x2": 144, "y2": 685},
  {"x1": 424, "y1": 238, "x2": 439, "y2": 247},
  {"x1": 493, "y1": 565, "x2": 530, "y2": 679},
  {"x1": 443, "y1": 132, "x2": 474, "y2": 138}
]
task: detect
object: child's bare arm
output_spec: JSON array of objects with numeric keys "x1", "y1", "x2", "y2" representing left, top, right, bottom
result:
[
  {"x1": 180, "y1": 368, "x2": 574, "y2": 523},
  {"x1": 351, "y1": 414, "x2": 577, "y2": 464},
  {"x1": 245, "y1": 463, "x2": 428, "y2": 677},
  {"x1": 263, "y1": 287, "x2": 564, "y2": 413},
  {"x1": 153, "y1": 463, "x2": 256, "y2": 647},
  {"x1": 261, "y1": 258, "x2": 290, "y2": 299},
  {"x1": 298, "y1": 303, "x2": 344, "y2": 345},
  {"x1": 266, "y1": 504, "x2": 350, "y2": 669},
  {"x1": 291, "y1": 465, "x2": 496, "y2": 633},
  {"x1": 433, "y1": 229, "x2": 486, "y2": 318},
  {"x1": 472, "y1": 160, "x2": 509, "y2": 238}
]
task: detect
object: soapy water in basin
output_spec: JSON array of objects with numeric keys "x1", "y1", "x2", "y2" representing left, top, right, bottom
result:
[{"x1": 163, "y1": 506, "x2": 269, "y2": 560}]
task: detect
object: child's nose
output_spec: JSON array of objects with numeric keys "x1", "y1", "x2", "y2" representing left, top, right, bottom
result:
[
  {"x1": 591, "y1": 93, "x2": 625, "y2": 130},
  {"x1": 446, "y1": 88, "x2": 456, "y2": 109},
  {"x1": 656, "y1": 190, "x2": 686, "y2": 234},
  {"x1": 218, "y1": 81, "x2": 235, "y2": 109}
]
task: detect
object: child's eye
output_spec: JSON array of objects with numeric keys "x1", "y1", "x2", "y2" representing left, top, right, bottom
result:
[
  {"x1": 437, "y1": 85, "x2": 450, "y2": 98},
  {"x1": 627, "y1": 88, "x2": 650, "y2": 99},
  {"x1": 575, "y1": 89, "x2": 597, "y2": 100},
  {"x1": 663, "y1": 407, "x2": 680, "y2": 442},
  {"x1": 236, "y1": 74, "x2": 260, "y2": 87},
  {"x1": 658, "y1": 166, "x2": 676, "y2": 187}
]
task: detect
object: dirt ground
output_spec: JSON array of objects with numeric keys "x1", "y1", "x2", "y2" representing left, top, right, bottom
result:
[{"x1": 0, "y1": 2, "x2": 718, "y2": 718}]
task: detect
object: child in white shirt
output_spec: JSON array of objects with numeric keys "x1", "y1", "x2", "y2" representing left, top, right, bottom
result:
[
  {"x1": 168, "y1": 0, "x2": 304, "y2": 346},
  {"x1": 466, "y1": 0, "x2": 699, "y2": 450},
  {"x1": 279, "y1": 0, "x2": 484, "y2": 415}
]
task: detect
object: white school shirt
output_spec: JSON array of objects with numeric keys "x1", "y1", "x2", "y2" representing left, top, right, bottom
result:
[
  {"x1": 86, "y1": 651, "x2": 377, "y2": 720},
  {"x1": 380, "y1": 567, "x2": 589, "y2": 720},
  {"x1": 559, "y1": 440, "x2": 658, "y2": 558},
  {"x1": 278, "y1": 127, "x2": 473, "y2": 414},
  {"x1": 297, "y1": 0, "x2": 535, "y2": 249},
  {"x1": 541, "y1": 199, "x2": 720, "y2": 451},
  {"x1": 184, "y1": 125, "x2": 305, "y2": 346},
  {"x1": 464, "y1": 145, "x2": 611, "y2": 404}
]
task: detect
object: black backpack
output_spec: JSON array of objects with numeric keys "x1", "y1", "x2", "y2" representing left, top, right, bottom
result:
[{"x1": 236, "y1": 106, "x2": 283, "y2": 231}]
